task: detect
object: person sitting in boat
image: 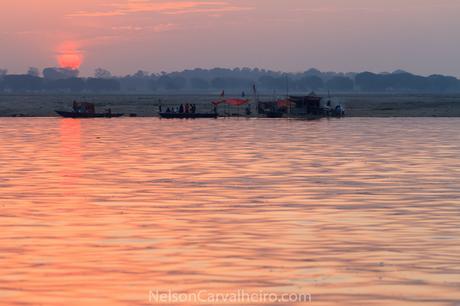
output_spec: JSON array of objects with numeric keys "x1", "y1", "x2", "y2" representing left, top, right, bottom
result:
[
  {"x1": 185, "y1": 104, "x2": 190, "y2": 113},
  {"x1": 166, "y1": 107, "x2": 171, "y2": 113},
  {"x1": 72, "y1": 101, "x2": 79, "y2": 113},
  {"x1": 179, "y1": 104, "x2": 184, "y2": 113},
  {"x1": 335, "y1": 105, "x2": 344, "y2": 116},
  {"x1": 245, "y1": 105, "x2": 251, "y2": 116},
  {"x1": 191, "y1": 104, "x2": 196, "y2": 114}
]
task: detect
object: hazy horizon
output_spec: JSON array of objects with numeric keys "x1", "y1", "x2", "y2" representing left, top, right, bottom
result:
[{"x1": 2, "y1": 0, "x2": 460, "y2": 77}]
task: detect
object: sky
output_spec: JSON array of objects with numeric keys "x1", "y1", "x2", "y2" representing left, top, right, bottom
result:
[{"x1": 1, "y1": 0, "x2": 460, "y2": 76}]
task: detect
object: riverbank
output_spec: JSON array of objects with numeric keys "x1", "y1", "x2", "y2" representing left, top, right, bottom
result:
[{"x1": 0, "y1": 93, "x2": 459, "y2": 117}]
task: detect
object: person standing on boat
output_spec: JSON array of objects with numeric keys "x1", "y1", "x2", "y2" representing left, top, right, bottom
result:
[{"x1": 72, "y1": 101, "x2": 78, "y2": 113}]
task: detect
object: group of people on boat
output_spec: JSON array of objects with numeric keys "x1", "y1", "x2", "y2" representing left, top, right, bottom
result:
[
  {"x1": 326, "y1": 100, "x2": 345, "y2": 117},
  {"x1": 163, "y1": 104, "x2": 197, "y2": 114},
  {"x1": 72, "y1": 100, "x2": 112, "y2": 115},
  {"x1": 73, "y1": 101, "x2": 95, "y2": 114}
]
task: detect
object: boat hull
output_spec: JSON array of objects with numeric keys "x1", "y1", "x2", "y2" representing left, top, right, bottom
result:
[
  {"x1": 56, "y1": 111, "x2": 124, "y2": 118},
  {"x1": 159, "y1": 113, "x2": 217, "y2": 119}
]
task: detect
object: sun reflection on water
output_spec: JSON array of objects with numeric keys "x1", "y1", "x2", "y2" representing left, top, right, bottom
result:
[{"x1": 0, "y1": 118, "x2": 459, "y2": 306}]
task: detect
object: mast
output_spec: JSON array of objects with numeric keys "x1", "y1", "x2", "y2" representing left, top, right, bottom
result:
[
  {"x1": 285, "y1": 75, "x2": 291, "y2": 115},
  {"x1": 285, "y1": 75, "x2": 289, "y2": 98},
  {"x1": 253, "y1": 83, "x2": 258, "y2": 115}
]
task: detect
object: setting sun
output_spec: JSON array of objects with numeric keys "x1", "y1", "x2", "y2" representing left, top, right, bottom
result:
[
  {"x1": 56, "y1": 41, "x2": 83, "y2": 69},
  {"x1": 58, "y1": 54, "x2": 82, "y2": 69}
]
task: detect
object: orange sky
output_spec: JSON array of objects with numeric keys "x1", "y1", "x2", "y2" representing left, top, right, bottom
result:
[{"x1": 1, "y1": 0, "x2": 460, "y2": 76}]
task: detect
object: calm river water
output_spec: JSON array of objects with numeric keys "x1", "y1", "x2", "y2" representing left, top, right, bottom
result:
[{"x1": 0, "y1": 118, "x2": 459, "y2": 306}]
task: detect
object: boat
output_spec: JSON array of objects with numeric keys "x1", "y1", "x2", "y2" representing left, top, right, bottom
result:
[
  {"x1": 258, "y1": 92, "x2": 345, "y2": 119},
  {"x1": 56, "y1": 101, "x2": 124, "y2": 118},
  {"x1": 159, "y1": 112, "x2": 217, "y2": 119},
  {"x1": 55, "y1": 111, "x2": 124, "y2": 118}
]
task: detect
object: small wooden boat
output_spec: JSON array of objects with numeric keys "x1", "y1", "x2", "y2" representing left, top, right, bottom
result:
[
  {"x1": 159, "y1": 112, "x2": 217, "y2": 119},
  {"x1": 56, "y1": 111, "x2": 124, "y2": 118}
]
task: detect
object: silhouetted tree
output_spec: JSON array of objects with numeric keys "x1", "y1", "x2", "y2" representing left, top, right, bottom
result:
[
  {"x1": 297, "y1": 76, "x2": 324, "y2": 91},
  {"x1": 258, "y1": 76, "x2": 288, "y2": 91},
  {"x1": 27, "y1": 67, "x2": 40, "y2": 77},
  {"x1": 43, "y1": 67, "x2": 79, "y2": 80},
  {"x1": 211, "y1": 77, "x2": 253, "y2": 90},
  {"x1": 190, "y1": 78, "x2": 210, "y2": 90},
  {"x1": 94, "y1": 68, "x2": 112, "y2": 79},
  {"x1": 133, "y1": 70, "x2": 149, "y2": 78},
  {"x1": 157, "y1": 75, "x2": 187, "y2": 90},
  {"x1": 304, "y1": 68, "x2": 322, "y2": 77},
  {"x1": 326, "y1": 76, "x2": 354, "y2": 91},
  {"x1": 427, "y1": 75, "x2": 460, "y2": 92},
  {"x1": 86, "y1": 78, "x2": 120, "y2": 92},
  {"x1": 0, "y1": 69, "x2": 6, "y2": 91},
  {"x1": 3, "y1": 75, "x2": 43, "y2": 92},
  {"x1": 355, "y1": 72, "x2": 435, "y2": 92},
  {"x1": 355, "y1": 72, "x2": 385, "y2": 91},
  {"x1": 0, "y1": 66, "x2": 458, "y2": 94},
  {"x1": 46, "y1": 78, "x2": 86, "y2": 92}
]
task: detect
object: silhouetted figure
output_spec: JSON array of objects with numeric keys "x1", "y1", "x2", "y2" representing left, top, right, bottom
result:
[
  {"x1": 185, "y1": 104, "x2": 190, "y2": 113},
  {"x1": 166, "y1": 107, "x2": 171, "y2": 113},
  {"x1": 179, "y1": 104, "x2": 184, "y2": 113}
]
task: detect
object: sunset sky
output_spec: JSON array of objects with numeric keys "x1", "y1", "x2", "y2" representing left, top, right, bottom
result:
[{"x1": 1, "y1": 0, "x2": 459, "y2": 76}]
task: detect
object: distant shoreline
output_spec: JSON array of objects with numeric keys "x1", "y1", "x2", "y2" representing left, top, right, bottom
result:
[{"x1": 0, "y1": 93, "x2": 459, "y2": 118}]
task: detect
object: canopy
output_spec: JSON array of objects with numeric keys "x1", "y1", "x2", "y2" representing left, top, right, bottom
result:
[{"x1": 212, "y1": 99, "x2": 249, "y2": 107}]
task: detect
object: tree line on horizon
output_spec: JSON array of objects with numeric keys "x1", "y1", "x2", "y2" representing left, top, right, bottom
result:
[{"x1": 0, "y1": 67, "x2": 459, "y2": 94}]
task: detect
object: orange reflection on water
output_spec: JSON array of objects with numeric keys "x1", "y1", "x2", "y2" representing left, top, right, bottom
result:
[
  {"x1": 0, "y1": 118, "x2": 459, "y2": 306},
  {"x1": 59, "y1": 119, "x2": 83, "y2": 193}
]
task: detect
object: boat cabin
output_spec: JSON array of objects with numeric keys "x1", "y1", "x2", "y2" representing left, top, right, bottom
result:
[
  {"x1": 288, "y1": 93, "x2": 323, "y2": 115},
  {"x1": 258, "y1": 92, "x2": 324, "y2": 117}
]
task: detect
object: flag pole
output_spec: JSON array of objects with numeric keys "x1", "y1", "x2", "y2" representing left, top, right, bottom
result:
[{"x1": 253, "y1": 84, "x2": 258, "y2": 116}]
